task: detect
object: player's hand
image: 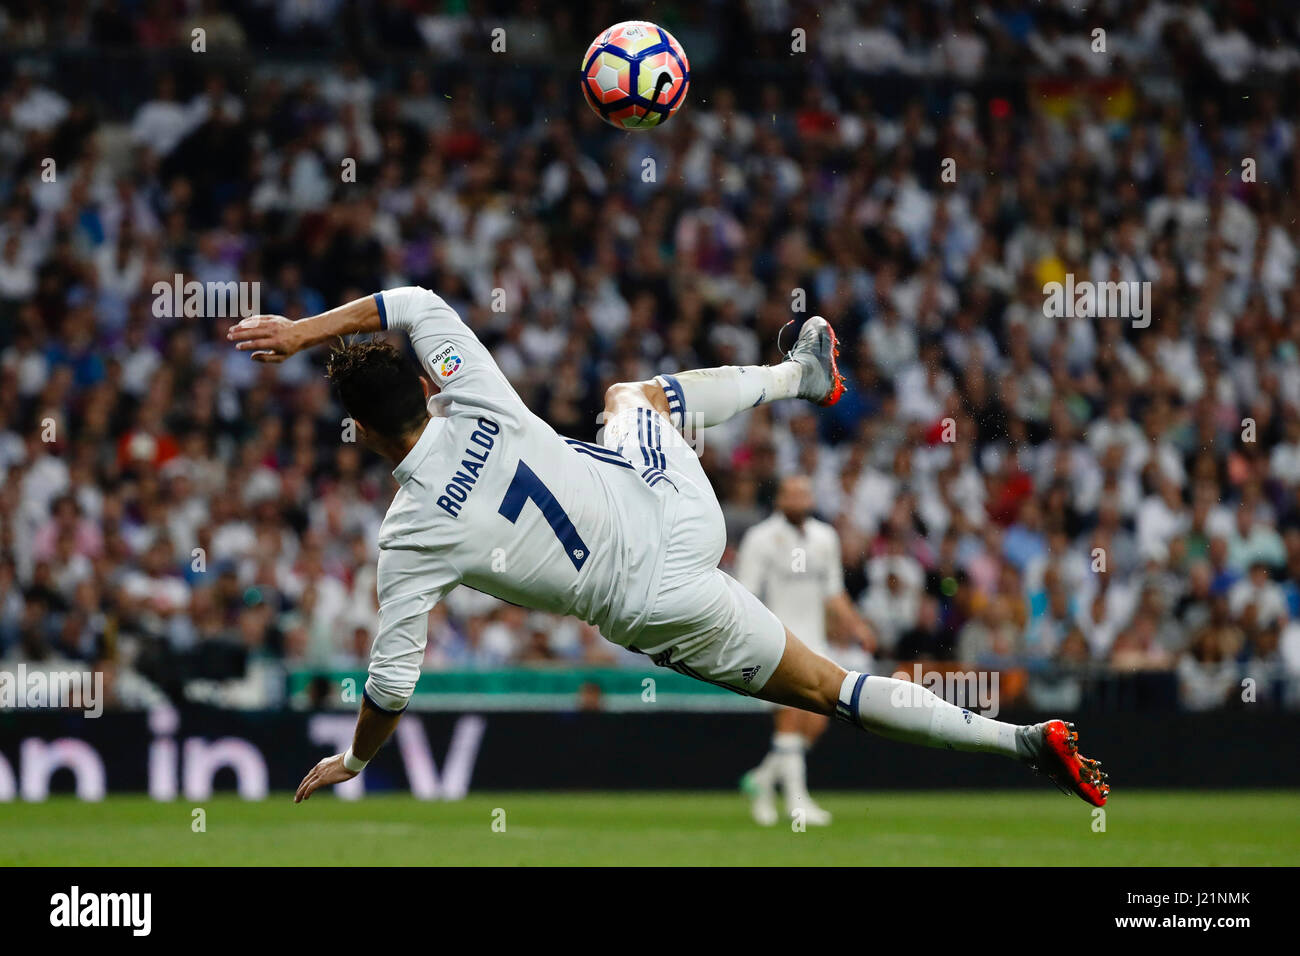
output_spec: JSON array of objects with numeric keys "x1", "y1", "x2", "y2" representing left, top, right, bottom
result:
[
  {"x1": 856, "y1": 622, "x2": 879, "y2": 654},
  {"x1": 294, "y1": 753, "x2": 358, "y2": 803},
  {"x1": 227, "y1": 314, "x2": 304, "y2": 363}
]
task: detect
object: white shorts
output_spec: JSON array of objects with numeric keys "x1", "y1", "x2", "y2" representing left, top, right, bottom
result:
[{"x1": 604, "y1": 394, "x2": 788, "y2": 695}]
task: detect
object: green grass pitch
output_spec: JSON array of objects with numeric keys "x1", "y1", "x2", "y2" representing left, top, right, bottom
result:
[{"x1": 2, "y1": 791, "x2": 1296, "y2": 866}]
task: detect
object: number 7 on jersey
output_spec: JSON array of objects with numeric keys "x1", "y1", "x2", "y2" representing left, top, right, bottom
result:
[{"x1": 498, "y1": 460, "x2": 589, "y2": 570}]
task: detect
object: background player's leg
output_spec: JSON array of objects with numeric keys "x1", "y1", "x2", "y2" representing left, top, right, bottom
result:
[
  {"x1": 785, "y1": 709, "x2": 831, "y2": 821},
  {"x1": 759, "y1": 628, "x2": 1032, "y2": 760},
  {"x1": 743, "y1": 707, "x2": 800, "y2": 825},
  {"x1": 745, "y1": 707, "x2": 829, "y2": 825}
]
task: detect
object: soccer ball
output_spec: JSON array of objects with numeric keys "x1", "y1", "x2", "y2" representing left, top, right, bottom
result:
[{"x1": 580, "y1": 21, "x2": 690, "y2": 130}]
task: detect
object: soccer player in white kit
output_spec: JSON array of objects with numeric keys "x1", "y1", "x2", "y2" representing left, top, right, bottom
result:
[
  {"x1": 227, "y1": 286, "x2": 1109, "y2": 809},
  {"x1": 736, "y1": 475, "x2": 877, "y2": 826}
]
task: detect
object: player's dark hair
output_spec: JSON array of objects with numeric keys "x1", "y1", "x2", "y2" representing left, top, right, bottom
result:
[{"x1": 325, "y1": 340, "x2": 428, "y2": 440}]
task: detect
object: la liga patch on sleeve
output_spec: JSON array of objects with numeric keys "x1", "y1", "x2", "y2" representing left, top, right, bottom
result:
[{"x1": 431, "y1": 341, "x2": 464, "y2": 381}]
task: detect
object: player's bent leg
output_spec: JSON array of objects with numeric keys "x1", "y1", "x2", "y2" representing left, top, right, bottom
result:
[
  {"x1": 639, "y1": 317, "x2": 845, "y2": 434},
  {"x1": 602, "y1": 377, "x2": 717, "y2": 501},
  {"x1": 604, "y1": 316, "x2": 845, "y2": 438},
  {"x1": 603, "y1": 380, "x2": 670, "y2": 420}
]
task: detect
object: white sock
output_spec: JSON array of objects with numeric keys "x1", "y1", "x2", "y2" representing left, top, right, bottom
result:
[
  {"x1": 657, "y1": 364, "x2": 802, "y2": 429},
  {"x1": 771, "y1": 732, "x2": 810, "y2": 809},
  {"x1": 836, "y1": 672, "x2": 1022, "y2": 758},
  {"x1": 753, "y1": 732, "x2": 798, "y2": 783}
]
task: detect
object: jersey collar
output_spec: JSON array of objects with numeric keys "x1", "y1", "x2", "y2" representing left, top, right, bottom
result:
[
  {"x1": 392, "y1": 416, "x2": 448, "y2": 485},
  {"x1": 779, "y1": 512, "x2": 808, "y2": 536}
]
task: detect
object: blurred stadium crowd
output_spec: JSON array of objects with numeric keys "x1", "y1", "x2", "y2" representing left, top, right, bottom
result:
[{"x1": 1, "y1": 0, "x2": 1300, "y2": 710}]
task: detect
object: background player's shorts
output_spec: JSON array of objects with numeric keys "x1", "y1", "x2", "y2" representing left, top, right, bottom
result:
[{"x1": 602, "y1": 399, "x2": 788, "y2": 695}]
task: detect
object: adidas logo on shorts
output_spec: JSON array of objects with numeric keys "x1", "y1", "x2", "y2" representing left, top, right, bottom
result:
[{"x1": 741, "y1": 665, "x2": 761, "y2": 684}]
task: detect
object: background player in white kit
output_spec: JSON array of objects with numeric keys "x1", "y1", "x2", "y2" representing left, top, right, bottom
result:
[
  {"x1": 227, "y1": 286, "x2": 1109, "y2": 810},
  {"x1": 736, "y1": 475, "x2": 877, "y2": 825}
]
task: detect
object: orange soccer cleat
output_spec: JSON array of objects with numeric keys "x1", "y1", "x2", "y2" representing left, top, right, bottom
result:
[
  {"x1": 786, "y1": 315, "x2": 846, "y2": 407},
  {"x1": 1020, "y1": 719, "x2": 1110, "y2": 807}
]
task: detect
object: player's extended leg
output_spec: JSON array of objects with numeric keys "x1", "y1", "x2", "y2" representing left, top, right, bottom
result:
[
  {"x1": 603, "y1": 323, "x2": 1107, "y2": 807},
  {"x1": 759, "y1": 628, "x2": 1111, "y2": 807}
]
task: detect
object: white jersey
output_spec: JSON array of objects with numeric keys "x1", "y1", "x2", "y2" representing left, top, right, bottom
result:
[
  {"x1": 365, "y1": 287, "x2": 682, "y2": 710},
  {"x1": 734, "y1": 512, "x2": 845, "y2": 652}
]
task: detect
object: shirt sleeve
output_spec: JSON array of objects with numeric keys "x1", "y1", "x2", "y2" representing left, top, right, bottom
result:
[
  {"x1": 823, "y1": 525, "x2": 847, "y2": 599},
  {"x1": 734, "y1": 526, "x2": 767, "y2": 600},
  {"x1": 375, "y1": 286, "x2": 525, "y2": 417},
  {"x1": 364, "y1": 544, "x2": 460, "y2": 713}
]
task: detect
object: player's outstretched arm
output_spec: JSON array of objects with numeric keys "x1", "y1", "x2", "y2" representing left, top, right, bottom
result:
[
  {"x1": 294, "y1": 696, "x2": 403, "y2": 803},
  {"x1": 295, "y1": 555, "x2": 450, "y2": 802},
  {"x1": 827, "y1": 591, "x2": 877, "y2": 653},
  {"x1": 227, "y1": 294, "x2": 384, "y2": 363}
]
